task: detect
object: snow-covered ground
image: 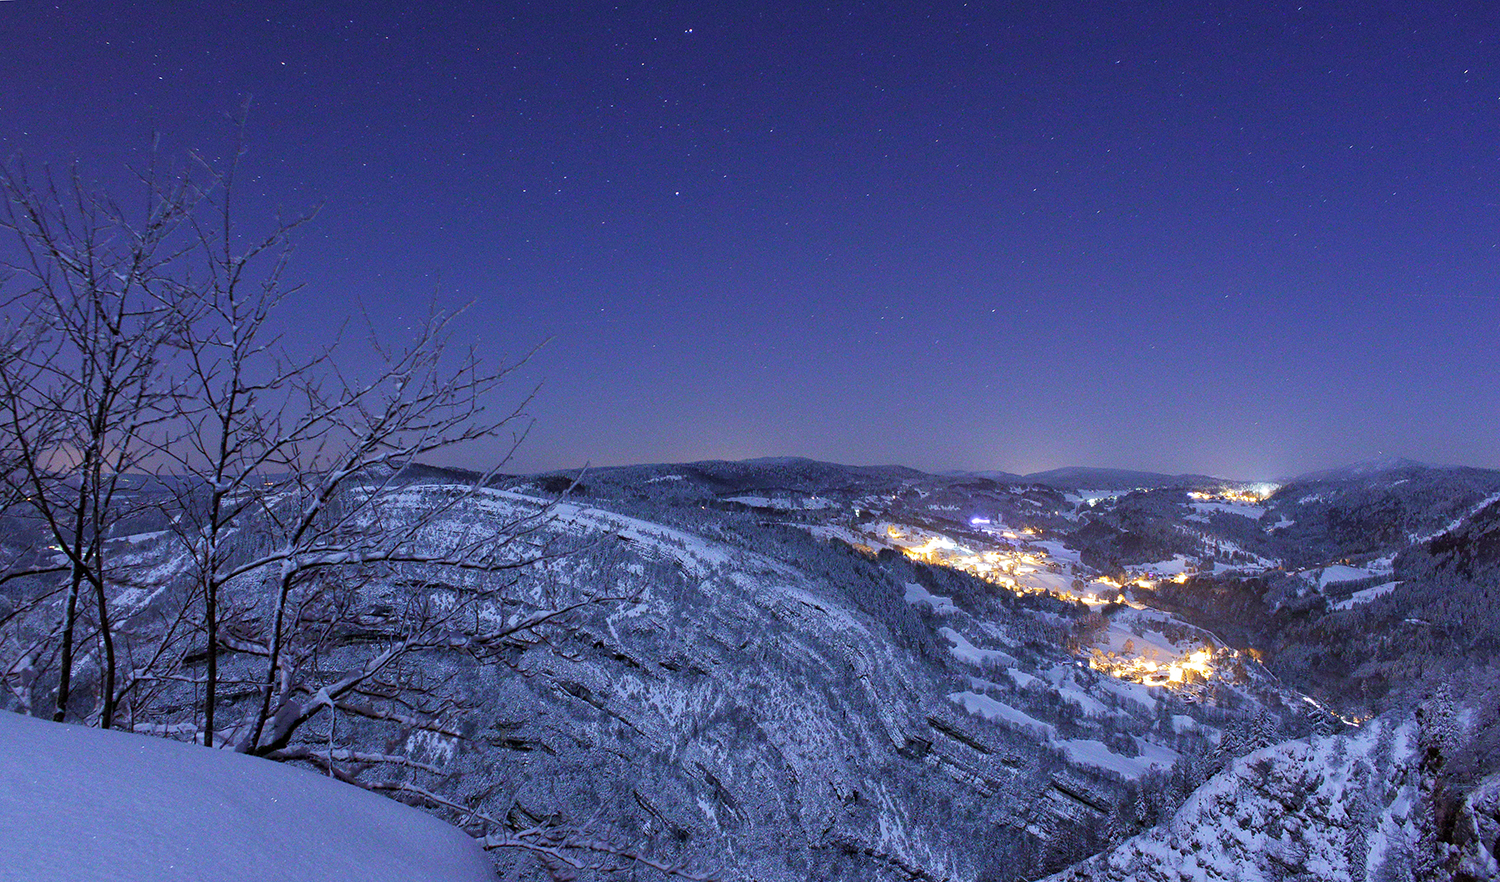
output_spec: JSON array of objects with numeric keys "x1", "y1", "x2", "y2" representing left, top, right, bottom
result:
[
  {"x1": 1057, "y1": 737, "x2": 1177, "y2": 780},
  {"x1": 1318, "y1": 554, "x2": 1395, "y2": 588},
  {"x1": 949, "y1": 691, "x2": 1057, "y2": 738},
  {"x1": 1031, "y1": 539, "x2": 1083, "y2": 565},
  {"x1": 904, "y1": 581, "x2": 958, "y2": 614},
  {"x1": 939, "y1": 626, "x2": 1018, "y2": 666},
  {"x1": 1136, "y1": 555, "x2": 1195, "y2": 577},
  {"x1": 1334, "y1": 580, "x2": 1402, "y2": 611},
  {"x1": 1187, "y1": 500, "x2": 1266, "y2": 520},
  {"x1": 803, "y1": 522, "x2": 893, "y2": 551},
  {"x1": 1093, "y1": 610, "x2": 1189, "y2": 660},
  {"x1": 1012, "y1": 566, "x2": 1074, "y2": 594},
  {"x1": 722, "y1": 494, "x2": 836, "y2": 510},
  {"x1": 0, "y1": 712, "x2": 493, "y2": 882}
]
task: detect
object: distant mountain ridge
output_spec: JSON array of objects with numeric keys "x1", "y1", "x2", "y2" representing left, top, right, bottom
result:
[
  {"x1": 1281, "y1": 455, "x2": 1450, "y2": 483},
  {"x1": 1021, "y1": 466, "x2": 1229, "y2": 490},
  {"x1": 540, "y1": 455, "x2": 1500, "y2": 491}
]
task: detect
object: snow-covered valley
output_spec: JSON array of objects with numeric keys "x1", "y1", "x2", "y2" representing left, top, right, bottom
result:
[{"x1": 4, "y1": 456, "x2": 1500, "y2": 881}]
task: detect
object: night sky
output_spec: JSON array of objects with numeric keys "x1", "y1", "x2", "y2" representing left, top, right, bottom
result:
[{"x1": 4, "y1": 1, "x2": 1499, "y2": 479}]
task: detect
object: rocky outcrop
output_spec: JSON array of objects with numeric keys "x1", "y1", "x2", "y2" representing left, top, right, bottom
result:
[{"x1": 1045, "y1": 721, "x2": 1426, "y2": 882}]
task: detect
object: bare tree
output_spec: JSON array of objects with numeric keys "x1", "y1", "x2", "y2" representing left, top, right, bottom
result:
[
  {"x1": 205, "y1": 310, "x2": 560, "y2": 759},
  {"x1": 0, "y1": 139, "x2": 714, "y2": 882},
  {"x1": 147, "y1": 135, "x2": 324, "y2": 748},
  {"x1": 131, "y1": 141, "x2": 571, "y2": 757},
  {"x1": 0, "y1": 159, "x2": 194, "y2": 726},
  {"x1": 0, "y1": 138, "x2": 591, "y2": 750}
]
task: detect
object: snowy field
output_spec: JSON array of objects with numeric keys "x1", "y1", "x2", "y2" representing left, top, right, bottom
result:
[
  {"x1": 1334, "y1": 580, "x2": 1402, "y2": 610},
  {"x1": 904, "y1": 581, "x2": 958, "y2": 614},
  {"x1": 1187, "y1": 500, "x2": 1266, "y2": 520},
  {"x1": 1317, "y1": 555, "x2": 1395, "y2": 588}
]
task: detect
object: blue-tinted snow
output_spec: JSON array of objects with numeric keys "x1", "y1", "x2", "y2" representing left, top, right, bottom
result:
[{"x1": 0, "y1": 712, "x2": 493, "y2": 882}]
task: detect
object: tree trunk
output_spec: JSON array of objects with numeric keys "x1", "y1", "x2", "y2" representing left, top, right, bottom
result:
[
  {"x1": 205, "y1": 578, "x2": 218, "y2": 746},
  {"x1": 244, "y1": 563, "x2": 295, "y2": 753},
  {"x1": 93, "y1": 573, "x2": 117, "y2": 728},
  {"x1": 52, "y1": 568, "x2": 83, "y2": 722}
]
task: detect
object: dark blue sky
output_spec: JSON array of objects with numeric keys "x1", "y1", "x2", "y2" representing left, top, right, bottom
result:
[{"x1": 4, "y1": 1, "x2": 1499, "y2": 478}]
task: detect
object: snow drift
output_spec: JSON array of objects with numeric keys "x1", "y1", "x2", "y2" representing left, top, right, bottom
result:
[{"x1": 0, "y1": 711, "x2": 494, "y2": 882}]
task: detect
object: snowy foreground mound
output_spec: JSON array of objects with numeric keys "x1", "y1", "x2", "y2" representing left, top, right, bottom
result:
[{"x1": 0, "y1": 711, "x2": 494, "y2": 882}]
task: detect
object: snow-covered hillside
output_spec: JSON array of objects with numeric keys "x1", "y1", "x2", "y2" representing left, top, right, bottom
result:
[
  {"x1": 1045, "y1": 709, "x2": 1500, "y2": 882},
  {"x1": 0, "y1": 711, "x2": 493, "y2": 882},
  {"x1": 1045, "y1": 721, "x2": 1424, "y2": 882}
]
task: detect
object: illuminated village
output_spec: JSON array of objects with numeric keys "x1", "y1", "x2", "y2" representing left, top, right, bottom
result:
[{"x1": 853, "y1": 494, "x2": 1272, "y2": 698}]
